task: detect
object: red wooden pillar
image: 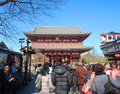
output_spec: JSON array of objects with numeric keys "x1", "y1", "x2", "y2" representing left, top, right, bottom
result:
[
  {"x1": 62, "y1": 55, "x2": 64, "y2": 64},
  {"x1": 33, "y1": 55, "x2": 36, "y2": 65},
  {"x1": 70, "y1": 54, "x2": 72, "y2": 64},
  {"x1": 61, "y1": 55, "x2": 63, "y2": 60},
  {"x1": 51, "y1": 55, "x2": 54, "y2": 65},
  {"x1": 42, "y1": 55, "x2": 45, "y2": 65},
  {"x1": 78, "y1": 55, "x2": 81, "y2": 63}
]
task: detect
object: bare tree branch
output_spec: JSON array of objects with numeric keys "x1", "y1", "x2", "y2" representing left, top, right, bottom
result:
[
  {"x1": 0, "y1": 0, "x2": 9, "y2": 6},
  {"x1": 0, "y1": 0, "x2": 67, "y2": 42}
]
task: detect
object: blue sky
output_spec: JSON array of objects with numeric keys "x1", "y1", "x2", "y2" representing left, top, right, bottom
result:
[{"x1": 3, "y1": 0, "x2": 120, "y2": 56}]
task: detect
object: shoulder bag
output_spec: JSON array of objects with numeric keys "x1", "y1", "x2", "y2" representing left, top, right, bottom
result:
[{"x1": 104, "y1": 75, "x2": 120, "y2": 94}]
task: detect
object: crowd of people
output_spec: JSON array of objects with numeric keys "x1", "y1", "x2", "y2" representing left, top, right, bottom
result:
[
  {"x1": 35, "y1": 58, "x2": 120, "y2": 94},
  {"x1": 1, "y1": 56, "x2": 120, "y2": 94}
]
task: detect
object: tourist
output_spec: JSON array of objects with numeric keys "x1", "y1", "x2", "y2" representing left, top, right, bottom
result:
[
  {"x1": 51, "y1": 58, "x2": 71, "y2": 94},
  {"x1": 92, "y1": 63, "x2": 120, "y2": 94},
  {"x1": 35, "y1": 71, "x2": 42, "y2": 92},
  {"x1": 38, "y1": 66, "x2": 53, "y2": 94},
  {"x1": 0, "y1": 64, "x2": 14, "y2": 94},
  {"x1": 69, "y1": 62, "x2": 79, "y2": 93},
  {"x1": 76, "y1": 63, "x2": 87, "y2": 94}
]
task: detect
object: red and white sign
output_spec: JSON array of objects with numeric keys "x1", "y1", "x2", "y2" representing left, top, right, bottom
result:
[{"x1": 100, "y1": 33, "x2": 120, "y2": 44}]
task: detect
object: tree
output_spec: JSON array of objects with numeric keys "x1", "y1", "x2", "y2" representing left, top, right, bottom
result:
[
  {"x1": 82, "y1": 49, "x2": 106, "y2": 64},
  {"x1": 0, "y1": 0, "x2": 66, "y2": 40}
]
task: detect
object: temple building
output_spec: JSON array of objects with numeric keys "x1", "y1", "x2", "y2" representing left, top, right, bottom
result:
[
  {"x1": 100, "y1": 32, "x2": 120, "y2": 63},
  {"x1": 24, "y1": 26, "x2": 93, "y2": 65}
]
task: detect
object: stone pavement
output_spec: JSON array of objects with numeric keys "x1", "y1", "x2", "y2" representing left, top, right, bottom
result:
[
  {"x1": 16, "y1": 76, "x2": 55, "y2": 94},
  {"x1": 16, "y1": 77, "x2": 38, "y2": 94}
]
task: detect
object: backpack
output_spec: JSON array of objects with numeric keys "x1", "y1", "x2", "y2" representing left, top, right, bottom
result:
[
  {"x1": 70, "y1": 69, "x2": 78, "y2": 86},
  {"x1": 104, "y1": 75, "x2": 120, "y2": 94},
  {"x1": 70, "y1": 70, "x2": 80, "y2": 94}
]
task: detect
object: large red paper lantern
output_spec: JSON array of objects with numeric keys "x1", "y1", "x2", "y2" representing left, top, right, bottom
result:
[{"x1": 115, "y1": 54, "x2": 120, "y2": 58}]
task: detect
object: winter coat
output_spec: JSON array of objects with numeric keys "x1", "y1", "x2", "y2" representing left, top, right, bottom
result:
[
  {"x1": 51, "y1": 64, "x2": 71, "y2": 94},
  {"x1": 76, "y1": 65, "x2": 87, "y2": 85},
  {"x1": 116, "y1": 75, "x2": 120, "y2": 83},
  {"x1": 40, "y1": 74, "x2": 53, "y2": 94},
  {"x1": 0, "y1": 70, "x2": 11, "y2": 94},
  {"x1": 92, "y1": 73, "x2": 120, "y2": 94},
  {"x1": 69, "y1": 69, "x2": 78, "y2": 86},
  {"x1": 35, "y1": 74, "x2": 42, "y2": 91}
]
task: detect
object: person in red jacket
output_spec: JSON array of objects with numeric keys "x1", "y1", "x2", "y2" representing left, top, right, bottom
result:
[{"x1": 76, "y1": 63, "x2": 87, "y2": 94}]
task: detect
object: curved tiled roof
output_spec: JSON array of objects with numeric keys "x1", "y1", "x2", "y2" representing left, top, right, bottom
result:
[
  {"x1": 33, "y1": 46, "x2": 93, "y2": 53},
  {"x1": 24, "y1": 26, "x2": 92, "y2": 53},
  {"x1": 24, "y1": 26, "x2": 91, "y2": 35}
]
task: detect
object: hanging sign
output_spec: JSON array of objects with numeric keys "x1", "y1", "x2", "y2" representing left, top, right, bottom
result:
[{"x1": 100, "y1": 32, "x2": 120, "y2": 44}]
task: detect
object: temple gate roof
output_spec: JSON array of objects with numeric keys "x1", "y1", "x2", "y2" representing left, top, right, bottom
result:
[
  {"x1": 24, "y1": 26, "x2": 91, "y2": 35},
  {"x1": 24, "y1": 26, "x2": 93, "y2": 54}
]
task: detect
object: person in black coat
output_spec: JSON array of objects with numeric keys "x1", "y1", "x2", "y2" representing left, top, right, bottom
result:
[
  {"x1": 51, "y1": 58, "x2": 71, "y2": 94},
  {"x1": 69, "y1": 63, "x2": 79, "y2": 93},
  {"x1": 0, "y1": 64, "x2": 14, "y2": 94}
]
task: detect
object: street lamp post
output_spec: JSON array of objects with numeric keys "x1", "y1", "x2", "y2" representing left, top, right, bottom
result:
[
  {"x1": 19, "y1": 38, "x2": 25, "y2": 52},
  {"x1": 24, "y1": 39, "x2": 31, "y2": 85}
]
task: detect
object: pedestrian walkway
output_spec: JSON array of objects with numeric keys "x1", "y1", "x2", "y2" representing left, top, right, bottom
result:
[
  {"x1": 16, "y1": 76, "x2": 38, "y2": 94},
  {"x1": 16, "y1": 76, "x2": 55, "y2": 94}
]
